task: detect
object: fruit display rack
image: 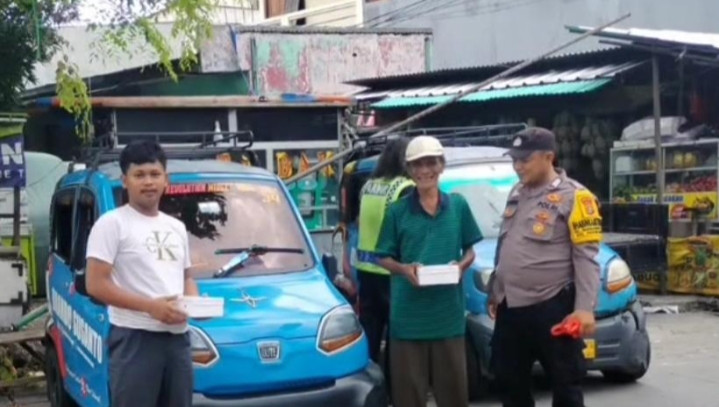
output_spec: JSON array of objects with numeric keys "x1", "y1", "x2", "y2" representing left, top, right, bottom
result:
[{"x1": 610, "y1": 138, "x2": 719, "y2": 221}]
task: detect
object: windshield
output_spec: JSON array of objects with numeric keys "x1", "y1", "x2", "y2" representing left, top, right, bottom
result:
[
  {"x1": 113, "y1": 180, "x2": 314, "y2": 278},
  {"x1": 441, "y1": 162, "x2": 518, "y2": 239}
]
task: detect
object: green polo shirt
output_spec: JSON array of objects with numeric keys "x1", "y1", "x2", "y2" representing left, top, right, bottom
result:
[{"x1": 375, "y1": 188, "x2": 483, "y2": 340}]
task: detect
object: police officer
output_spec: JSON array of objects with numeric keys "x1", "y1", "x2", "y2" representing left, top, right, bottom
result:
[{"x1": 488, "y1": 127, "x2": 601, "y2": 407}]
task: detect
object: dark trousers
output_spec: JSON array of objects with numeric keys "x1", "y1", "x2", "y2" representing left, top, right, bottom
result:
[
  {"x1": 109, "y1": 325, "x2": 193, "y2": 407},
  {"x1": 390, "y1": 337, "x2": 468, "y2": 407},
  {"x1": 491, "y1": 285, "x2": 586, "y2": 407},
  {"x1": 357, "y1": 270, "x2": 390, "y2": 363},
  {"x1": 357, "y1": 269, "x2": 392, "y2": 399}
]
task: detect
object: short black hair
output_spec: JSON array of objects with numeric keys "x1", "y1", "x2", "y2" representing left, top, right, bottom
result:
[
  {"x1": 119, "y1": 140, "x2": 167, "y2": 174},
  {"x1": 371, "y1": 136, "x2": 410, "y2": 180}
]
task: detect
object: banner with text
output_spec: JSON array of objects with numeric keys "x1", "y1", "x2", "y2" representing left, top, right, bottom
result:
[
  {"x1": 631, "y1": 192, "x2": 717, "y2": 220},
  {"x1": 0, "y1": 134, "x2": 25, "y2": 188}
]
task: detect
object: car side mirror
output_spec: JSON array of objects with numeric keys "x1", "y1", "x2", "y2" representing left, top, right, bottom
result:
[
  {"x1": 74, "y1": 270, "x2": 88, "y2": 296},
  {"x1": 322, "y1": 253, "x2": 339, "y2": 281},
  {"x1": 473, "y1": 269, "x2": 492, "y2": 293}
]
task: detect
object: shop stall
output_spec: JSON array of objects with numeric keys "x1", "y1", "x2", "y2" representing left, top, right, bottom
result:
[
  {"x1": 610, "y1": 117, "x2": 719, "y2": 294},
  {"x1": 610, "y1": 119, "x2": 719, "y2": 223}
]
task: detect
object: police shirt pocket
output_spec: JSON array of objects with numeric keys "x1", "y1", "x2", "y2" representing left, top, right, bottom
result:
[{"x1": 523, "y1": 209, "x2": 557, "y2": 242}]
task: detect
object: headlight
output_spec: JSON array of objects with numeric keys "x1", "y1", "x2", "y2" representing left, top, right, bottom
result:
[
  {"x1": 606, "y1": 259, "x2": 633, "y2": 294},
  {"x1": 189, "y1": 326, "x2": 219, "y2": 367},
  {"x1": 317, "y1": 306, "x2": 363, "y2": 355},
  {"x1": 473, "y1": 269, "x2": 494, "y2": 293}
]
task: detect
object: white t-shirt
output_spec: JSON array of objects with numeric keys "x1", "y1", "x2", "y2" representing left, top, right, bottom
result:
[{"x1": 85, "y1": 205, "x2": 191, "y2": 334}]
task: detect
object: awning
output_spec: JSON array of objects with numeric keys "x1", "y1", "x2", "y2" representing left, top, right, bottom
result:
[
  {"x1": 372, "y1": 79, "x2": 610, "y2": 108},
  {"x1": 366, "y1": 61, "x2": 643, "y2": 109},
  {"x1": 566, "y1": 26, "x2": 719, "y2": 67}
]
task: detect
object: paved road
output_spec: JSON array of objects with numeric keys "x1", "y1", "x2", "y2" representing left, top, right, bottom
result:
[
  {"x1": 467, "y1": 311, "x2": 719, "y2": 407},
  {"x1": 4, "y1": 312, "x2": 718, "y2": 407}
]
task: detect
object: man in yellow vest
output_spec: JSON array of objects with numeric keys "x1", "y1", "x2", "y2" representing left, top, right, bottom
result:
[{"x1": 356, "y1": 137, "x2": 415, "y2": 368}]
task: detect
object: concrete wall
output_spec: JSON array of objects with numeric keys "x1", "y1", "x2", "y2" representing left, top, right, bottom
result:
[
  {"x1": 364, "y1": 0, "x2": 719, "y2": 69},
  {"x1": 201, "y1": 27, "x2": 431, "y2": 95},
  {"x1": 30, "y1": 23, "x2": 184, "y2": 89}
]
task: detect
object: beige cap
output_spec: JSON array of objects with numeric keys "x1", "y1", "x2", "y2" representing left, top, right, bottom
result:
[{"x1": 405, "y1": 135, "x2": 444, "y2": 162}]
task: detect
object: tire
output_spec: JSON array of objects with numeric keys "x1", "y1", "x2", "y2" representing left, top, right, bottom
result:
[
  {"x1": 45, "y1": 344, "x2": 77, "y2": 407},
  {"x1": 602, "y1": 336, "x2": 651, "y2": 384},
  {"x1": 465, "y1": 337, "x2": 489, "y2": 401}
]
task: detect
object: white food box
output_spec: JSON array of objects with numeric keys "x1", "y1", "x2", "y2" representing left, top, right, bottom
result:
[
  {"x1": 178, "y1": 296, "x2": 225, "y2": 319},
  {"x1": 417, "y1": 264, "x2": 460, "y2": 286}
]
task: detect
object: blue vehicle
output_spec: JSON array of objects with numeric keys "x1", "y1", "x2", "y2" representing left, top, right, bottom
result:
[
  {"x1": 339, "y1": 128, "x2": 652, "y2": 400},
  {"x1": 42, "y1": 137, "x2": 387, "y2": 407}
]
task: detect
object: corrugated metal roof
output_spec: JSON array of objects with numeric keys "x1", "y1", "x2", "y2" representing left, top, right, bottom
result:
[
  {"x1": 346, "y1": 46, "x2": 626, "y2": 87},
  {"x1": 357, "y1": 61, "x2": 642, "y2": 101},
  {"x1": 569, "y1": 26, "x2": 719, "y2": 50},
  {"x1": 370, "y1": 79, "x2": 611, "y2": 109},
  {"x1": 28, "y1": 95, "x2": 352, "y2": 109}
]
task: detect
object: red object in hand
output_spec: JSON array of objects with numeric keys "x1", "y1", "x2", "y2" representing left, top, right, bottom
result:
[{"x1": 551, "y1": 318, "x2": 582, "y2": 339}]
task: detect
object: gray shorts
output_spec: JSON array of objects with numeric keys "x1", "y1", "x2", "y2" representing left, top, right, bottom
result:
[{"x1": 109, "y1": 325, "x2": 193, "y2": 407}]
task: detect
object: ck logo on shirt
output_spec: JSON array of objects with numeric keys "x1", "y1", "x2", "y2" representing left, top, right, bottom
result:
[{"x1": 145, "y1": 231, "x2": 179, "y2": 261}]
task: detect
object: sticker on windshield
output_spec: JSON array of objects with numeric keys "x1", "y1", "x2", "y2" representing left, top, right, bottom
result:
[
  {"x1": 166, "y1": 184, "x2": 209, "y2": 195},
  {"x1": 166, "y1": 183, "x2": 233, "y2": 195},
  {"x1": 262, "y1": 190, "x2": 280, "y2": 205},
  {"x1": 208, "y1": 183, "x2": 231, "y2": 193}
]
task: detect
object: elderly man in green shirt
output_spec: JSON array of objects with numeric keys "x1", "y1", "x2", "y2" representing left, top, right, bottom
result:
[{"x1": 375, "y1": 135, "x2": 483, "y2": 407}]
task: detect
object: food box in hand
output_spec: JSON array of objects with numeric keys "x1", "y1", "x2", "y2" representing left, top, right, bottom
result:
[
  {"x1": 178, "y1": 296, "x2": 225, "y2": 319},
  {"x1": 417, "y1": 264, "x2": 460, "y2": 286}
]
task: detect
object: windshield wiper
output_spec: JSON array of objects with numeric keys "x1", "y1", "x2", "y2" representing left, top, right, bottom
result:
[
  {"x1": 215, "y1": 246, "x2": 305, "y2": 256},
  {"x1": 213, "y1": 245, "x2": 305, "y2": 278}
]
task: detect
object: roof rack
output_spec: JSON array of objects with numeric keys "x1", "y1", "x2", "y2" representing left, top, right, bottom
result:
[
  {"x1": 77, "y1": 130, "x2": 255, "y2": 171},
  {"x1": 349, "y1": 123, "x2": 528, "y2": 161}
]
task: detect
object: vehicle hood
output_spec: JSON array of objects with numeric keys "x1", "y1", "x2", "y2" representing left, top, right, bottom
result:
[
  {"x1": 471, "y1": 238, "x2": 498, "y2": 271},
  {"x1": 193, "y1": 269, "x2": 345, "y2": 345}
]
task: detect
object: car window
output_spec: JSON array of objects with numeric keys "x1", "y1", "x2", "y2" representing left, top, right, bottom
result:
[
  {"x1": 50, "y1": 188, "x2": 97, "y2": 270},
  {"x1": 71, "y1": 190, "x2": 97, "y2": 271},
  {"x1": 113, "y1": 180, "x2": 314, "y2": 278},
  {"x1": 441, "y1": 162, "x2": 518, "y2": 239},
  {"x1": 51, "y1": 189, "x2": 75, "y2": 262}
]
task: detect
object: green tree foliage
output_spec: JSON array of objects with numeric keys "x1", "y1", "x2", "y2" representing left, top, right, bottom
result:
[
  {"x1": 0, "y1": 0, "x2": 78, "y2": 110},
  {"x1": 3, "y1": 0, "x2": 222, "y2": 141},
  {"x1": 58, "y1": 0, "x2": 220, "y2": 141}
]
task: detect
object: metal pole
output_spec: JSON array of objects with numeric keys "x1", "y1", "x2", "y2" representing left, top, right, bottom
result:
[
  {"x1": 12, "y1": 186, "x2": 19, "y2": 248},
  {"x1": 652, "y1": 54, "x2": 667, "y2": 295},
  {"x1": 285, "y1": 12, "x2": 632, "y2": 184},
  {"x1": 653, "y1": 55, "x2": 664, "y2": 207}
]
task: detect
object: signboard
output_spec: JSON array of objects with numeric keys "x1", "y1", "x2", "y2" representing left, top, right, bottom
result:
[
  {"x1": 0, "y1": 134, "x2": 25, "y2": 188},
  {"x1": 631, "y1": 192, "x2": 717, "y2": 220},
  {"x1": 666, "y1": 235, "x2": 719, "y2": 296}
]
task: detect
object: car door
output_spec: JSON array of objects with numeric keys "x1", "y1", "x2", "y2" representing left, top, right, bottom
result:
[{"x1": 48, "y1": 186, "x2": 110, "y2": 407}]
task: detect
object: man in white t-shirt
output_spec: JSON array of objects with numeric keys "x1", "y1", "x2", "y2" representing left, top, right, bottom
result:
[{"x1": 86, "y1": 140, "x2": 199, "y2": 407}]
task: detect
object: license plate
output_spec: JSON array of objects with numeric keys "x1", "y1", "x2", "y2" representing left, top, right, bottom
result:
[{"x1": 583, "y1": 339, "x2": 596, "y2": 359}]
